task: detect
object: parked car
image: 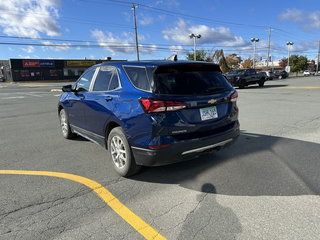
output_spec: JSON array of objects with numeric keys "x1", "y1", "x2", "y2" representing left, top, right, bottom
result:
[
  {"x1": 225, "y1": 68, "x2": 266, "y2": 89},
  {"x1": 273, "y1": 70, "x2": 289, "y2": 79},
  {"x1": 260, "y1": 71, "x2": 274, "y2": 80},
  {"x1": 303, "y1": 70, "x2": 311, "y2": 76},
  {"x1": 0, "y1": 76, "x2": 4, "y2": 82},
  {"x1": 58, "y1": 61, "x2": 240, "y2": 176},
  {"x1": 303, "y1": 70, "x2": 315, "y2": 76}
]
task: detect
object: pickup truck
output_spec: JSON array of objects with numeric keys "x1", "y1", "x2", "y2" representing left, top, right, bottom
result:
[{"x1": 225, "y1": 68, "x2": 266, "y2": 89}]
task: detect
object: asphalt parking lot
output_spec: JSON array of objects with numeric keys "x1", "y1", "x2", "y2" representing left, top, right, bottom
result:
[{"x1": 0, "y1": 77, "x2": 320, "y2": 239}]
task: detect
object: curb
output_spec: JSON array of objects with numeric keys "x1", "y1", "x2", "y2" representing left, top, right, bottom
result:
[{"x1": 51, "y1": 89, "x2": 62, "y2": 92}]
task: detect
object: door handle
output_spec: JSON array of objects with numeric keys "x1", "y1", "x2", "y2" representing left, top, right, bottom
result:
[
  {"x1": 79, "y1": 96, "x2": 85, "y2": 100},
  {"x1": 105, "y1": 96, "x2": 113, "y2": 102}
]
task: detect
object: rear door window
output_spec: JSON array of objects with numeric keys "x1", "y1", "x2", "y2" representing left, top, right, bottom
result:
[
  {"x1": 93, "y1": 66, "x2": 120, "y2": 91},
  {"x1": 153, "y1": 64, "x2": 232, "y2": 95},
  {"x1": 124, "y1": 66, "x2": 151, "y2": 91}
]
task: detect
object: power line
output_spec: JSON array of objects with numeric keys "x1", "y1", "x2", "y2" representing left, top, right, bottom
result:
[
  {"x1": 80, "y1": 0, "x2": 271, "y2": 29},
  {"x1": 0, "y1": 35, "x2": 254, "y2": 48}
]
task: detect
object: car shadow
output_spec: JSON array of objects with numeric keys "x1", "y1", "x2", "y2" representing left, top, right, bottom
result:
[
  {"x1": 176, "y1": 183, "x2": 243, "y2": 240},
  {"x1": 131, "y1": 133, "x2": 320, "y2": 196}
]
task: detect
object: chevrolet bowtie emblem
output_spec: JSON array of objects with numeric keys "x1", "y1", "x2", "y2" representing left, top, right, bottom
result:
[{"x1": 208, "y1": 99, "x2": 216, "y2": 104}]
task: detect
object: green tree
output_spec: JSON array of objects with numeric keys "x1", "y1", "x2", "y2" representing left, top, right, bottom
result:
[
  {"x1": 289, "y1": 55, "x2": 308, "y2": 73},
  {"x1": 186, "y1": 50, "x2": 213, "y2": 62},
  {"x1": 241, "y1": 58, "x2": 253, "y2": 69}
]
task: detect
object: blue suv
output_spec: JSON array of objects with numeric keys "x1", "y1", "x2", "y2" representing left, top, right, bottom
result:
[{"x1": 58, "y1": 60, "x2": 239, "y2": 176}]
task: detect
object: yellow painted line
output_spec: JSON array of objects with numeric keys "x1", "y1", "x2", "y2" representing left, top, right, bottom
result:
[
  {"x1": 277, "y1": 86, "x2": 320, "y2": 89},
  {"x1": 0, "y1": 170, "x2": 166, "y2": 240}
]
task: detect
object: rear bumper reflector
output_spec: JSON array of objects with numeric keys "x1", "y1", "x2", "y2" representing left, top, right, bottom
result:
[{"x1": 181, "y1": 139, "x2": 233, "y2": 155}]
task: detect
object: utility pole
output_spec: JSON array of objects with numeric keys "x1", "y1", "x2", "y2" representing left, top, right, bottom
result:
[
  {"x1": 266, "y1": 27, "x2": 272, "y2": 70},
  {"x1": 317, "y1": 40, "x2": 320, "y2": 73},
  {"x1": 132, "y1": 4, "x2": 139, "y2": 61}
]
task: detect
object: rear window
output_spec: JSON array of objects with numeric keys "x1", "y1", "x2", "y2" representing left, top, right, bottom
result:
[{"x1": 153, "y1": 64, "x2": 232, "y2": 95}]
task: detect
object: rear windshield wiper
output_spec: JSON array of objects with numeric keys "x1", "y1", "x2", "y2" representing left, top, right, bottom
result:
[{"x1": 205, "y1": 87, "x2": 225, "y2": 93}]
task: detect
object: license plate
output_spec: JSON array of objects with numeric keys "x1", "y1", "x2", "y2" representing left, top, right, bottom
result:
[{"x1": 200, "y1": 106, "x2": 218, "y2": 121}]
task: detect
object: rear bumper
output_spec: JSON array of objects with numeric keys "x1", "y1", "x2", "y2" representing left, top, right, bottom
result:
[{"x1": 131, "y1": 121, "x2": 240, "y2": 166}]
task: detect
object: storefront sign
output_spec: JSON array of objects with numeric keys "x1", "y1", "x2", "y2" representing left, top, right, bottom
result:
[
  {"x1": 23, "y1": 60, "x2": 55, "y2": 68},
  {"x1": 23, "y1": 60, "x2": 40, "y2": 68},
  {"x1": 40, "y1": 60, "x2": 55, "y2": 67},
  {"x1": 66, "y1": 61, "x2": 96, "y2": 67}
]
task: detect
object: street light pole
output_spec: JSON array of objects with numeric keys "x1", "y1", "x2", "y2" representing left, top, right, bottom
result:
[
  {"x1": 316, "y1": 40, "x2": 320, "y2": 73},
  {"x1": 286, "y1": 42, "x2": 294, "y2": 69},
  {"x1": 250, "y1": 38, "x2": 259, "y2": 69},
  {"x1": 189, "y1": 33, "x2": 201, "y2": 61}
]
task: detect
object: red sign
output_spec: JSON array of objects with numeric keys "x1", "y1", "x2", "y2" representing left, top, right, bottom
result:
[{"x1": 23, "y1": 60, "x2": 40, "y2": 68}]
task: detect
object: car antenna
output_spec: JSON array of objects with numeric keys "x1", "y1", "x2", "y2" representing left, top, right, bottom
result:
[{"x1": 167, "y1": 54, "x2": 178, "y2": 61}]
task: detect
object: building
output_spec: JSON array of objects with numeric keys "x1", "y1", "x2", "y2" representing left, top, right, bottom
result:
[
  {"x1": 0, "y1": 58, "x2": 125, "y2": 82},
  {"x1": 254, "y1": 61, "x2": 283, "y2": 71}
]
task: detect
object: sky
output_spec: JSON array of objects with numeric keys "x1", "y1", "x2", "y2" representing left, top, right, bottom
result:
[{"x1": 1, "y1": 0, "x2": 320, "y2": 62}]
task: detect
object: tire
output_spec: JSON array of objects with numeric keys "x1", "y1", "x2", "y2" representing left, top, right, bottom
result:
[
  {"x1": 258, "y1": 79, "x2": 265, "y2": 87},
  {"x1": 59, "y1": 109, "x2": 76, "y2": 139},
  {"x1": 238, "y1": 79, "x2": 246, "y2": 89},
  {"x1": 107, "y1": 127, "x2": 141, "y2": 177}
]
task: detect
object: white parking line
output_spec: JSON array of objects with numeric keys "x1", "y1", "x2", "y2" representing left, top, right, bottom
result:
[
  {"x1": 24, "y1": 93, "x2": 43, "y2": 97},
  {"x1": 1, "y1": 96, "x2": 26, "y2": 99}
]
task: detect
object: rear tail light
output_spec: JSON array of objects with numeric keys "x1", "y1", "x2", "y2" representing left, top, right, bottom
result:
[
  {"x1": 140, "y1": 98, "x2": 186, "y2": 113},
  {"x1": 229, "y1": 91, "x2": 238, "y2": 102}
]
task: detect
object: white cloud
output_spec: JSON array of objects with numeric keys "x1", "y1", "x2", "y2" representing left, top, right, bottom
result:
[
  {"x1": 162, "y1": 19, "x2": 247, "y2": 47},
  {"x1": 169, "y1": 45, "x2": 185, "y2": 54},
  {"x1": 42, "y1": 41, "x2": 71, "y2": 51},
  {"x1": 288, "y1": 41, "x2": 317, "y2": 54},
  {"x1": 86, "y1": 55, "x2": 97, "y2": 59},
  {"x1": 22, "y1": 46, "x2": 35, "y2": 53},
  {"x1": 18, "y1": 55, "x2": 31, "y2": 59},
  {"x1": 91, "y1": 29, "x2": 158, "y2": 55},
  {"x1": 0, "y1": 0, "x2": 61, "y2": 38},
  {"x1": 155, "y1": 0, "x2": 180, "y2": 8},
  {"x1": 139, "y1": 14, "x2": 153, "y2": 26},
  {"x1": 279, "y1": 8, "x2": 320, "y2": 30}
]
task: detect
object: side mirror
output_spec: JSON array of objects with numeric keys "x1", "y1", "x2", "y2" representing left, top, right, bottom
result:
[{"x1": 62, "y1": 85, "x2": 73, "y2": 92}]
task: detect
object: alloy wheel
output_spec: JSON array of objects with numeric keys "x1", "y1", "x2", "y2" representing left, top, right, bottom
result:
[
  {"x1": 60, "y1": 110, "x2": 68, "y2": 136},
  {"x1": 110, "y1": 136, "x2": 127, "y2": 169}
]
